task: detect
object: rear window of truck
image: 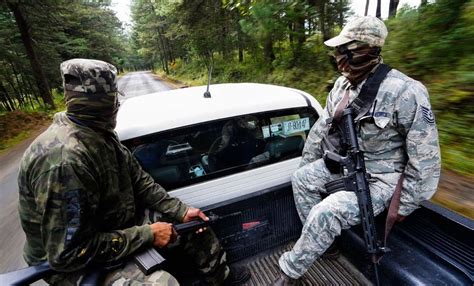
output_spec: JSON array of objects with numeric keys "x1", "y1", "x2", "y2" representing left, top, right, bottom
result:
[{"x1": 123, "y1": 107, "x2": 318, "y2": 190}]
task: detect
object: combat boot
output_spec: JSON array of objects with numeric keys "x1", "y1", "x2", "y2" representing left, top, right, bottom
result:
[
  {"x1": 272, "y1": 269, "x2": 300, "y2": 286},
  {"x1": 224, "y1": 265, "x2": 251, "y2": 285},
  {"x1": 321, "y1": 241, "x2": 340, "y2": 260}
]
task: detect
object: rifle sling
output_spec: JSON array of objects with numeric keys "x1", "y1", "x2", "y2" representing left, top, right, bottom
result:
[
  {"x1": 351, "y1": 63, "x2": 392, "y2": 121},
  {"x1": 384, "y1": 174, "x2": 404, "y2": 247}
]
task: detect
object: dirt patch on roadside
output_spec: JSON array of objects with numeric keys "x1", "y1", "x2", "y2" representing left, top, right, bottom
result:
[
  {"x1": 153, "y1": 73, "x2": 189, "y2": 89},
  {"x1": 432, "y1": 169, "x2": 474, "y2": 219},
  {"x1": 0, "y1": 111, "x2": 50, "y2": 152}
]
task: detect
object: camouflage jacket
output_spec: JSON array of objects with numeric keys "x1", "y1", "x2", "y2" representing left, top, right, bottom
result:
[
  {"x1": 18, "y1": 112, "x2": 189, "y2": 272},
  {"x1": 301, "y1": 68, "x2": 441, "y2": 216}
]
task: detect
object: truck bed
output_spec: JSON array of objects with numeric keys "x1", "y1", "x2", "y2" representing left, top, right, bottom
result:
[
  {"x1": 237, "y1": 242, "x2": 370, "y2": 285},
  {"x1": 13, "y1": 181, "x2": 474, "y2": 285},
  {"x1": 201, "y1": 182, "x2": 473, "y2": 286}
]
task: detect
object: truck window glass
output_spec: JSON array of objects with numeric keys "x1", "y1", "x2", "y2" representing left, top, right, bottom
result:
[{"x1": 124, "y1": 107, "x2": 318, "y2": 190}]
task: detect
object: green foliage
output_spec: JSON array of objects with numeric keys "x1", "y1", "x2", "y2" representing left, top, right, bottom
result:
[
  {"x1": 0, "y1": 0, "x2": 128, "y2": 112},
  {"x1": 383, "y1": 0, "x2": 474, "y2": 175},
  {"x1": 137, "y1": 0, "x2": 473, "y2": 175},
  {"x1": 1, "y1": 0, "x2": 471, "y2": 176},
  {"x1": 239, "y1": 1, "x2": 287, "y2": 43},
  {"x1": 384, "y1": 0, "x2": 472, "y2": 78}
]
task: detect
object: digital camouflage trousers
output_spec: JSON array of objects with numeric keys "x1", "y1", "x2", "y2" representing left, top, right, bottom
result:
[{"x1": 279, "y1": 159, "x2": 399, "y2": 279}]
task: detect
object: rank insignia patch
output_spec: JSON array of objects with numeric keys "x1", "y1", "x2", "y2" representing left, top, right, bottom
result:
[{"x1": 420, "y1": 106, "x2": 435, "y2": 125}]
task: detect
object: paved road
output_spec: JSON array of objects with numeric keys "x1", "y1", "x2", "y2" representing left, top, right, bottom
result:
[
  {"x1": 0, "y1": 131, "x2": 40, "y2": 273},
  {"x1": 118, "y1": 71, "x2": 172, "y2": 99},
  {"x1": 0, "y1": 71, "x2": 172, "y2": 274}
]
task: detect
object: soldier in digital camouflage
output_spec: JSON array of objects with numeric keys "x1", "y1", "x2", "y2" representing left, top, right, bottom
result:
[
  {"x1": 18, "y1": 59, "x2": 249, "y2": 285},
  {"x1": 273, "y1": 16, "x2": 441, "y2": 285}
]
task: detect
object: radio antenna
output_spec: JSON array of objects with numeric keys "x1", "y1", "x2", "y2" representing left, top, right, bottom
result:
[{"x1": 204, "y1": 63, "x2": 212, "y2": 98}]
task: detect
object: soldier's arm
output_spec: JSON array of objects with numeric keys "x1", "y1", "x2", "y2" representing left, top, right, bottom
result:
[
  {"x1": 396, "y1": 81, "x2": 441, "y2": 216},
  {"x1": 126, "y1": 148, "x2": 189, "y2": 221},
  {"x1": 299, "y1": 78, "x2": 340, "y2": 167},
  {"x1": 34, "y1": 164, "x2": 154, "y2": 271}
]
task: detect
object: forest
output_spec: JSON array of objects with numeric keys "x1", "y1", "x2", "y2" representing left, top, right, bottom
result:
[{"x1": 0, "y1": 0, "x2": 473, "y2": 178}]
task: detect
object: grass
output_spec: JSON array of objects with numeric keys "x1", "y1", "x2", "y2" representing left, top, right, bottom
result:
[
  {"x1": 0, "y1": 90, "x2": 65, "y2": 154},
  {"x1": 432, "y1": 195, "x2": 474, "y2": 219},
  {"x1": 0, "y1": 111, "x2": 49, "y2": 153}
]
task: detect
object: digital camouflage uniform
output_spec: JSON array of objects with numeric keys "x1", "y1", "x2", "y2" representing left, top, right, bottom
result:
[
  {"x1": 278, "y1": 17, "x2": 441, "y2": 279},
  {"x1": 18, "y1": 59, "x2": 227, "y2": 285}
]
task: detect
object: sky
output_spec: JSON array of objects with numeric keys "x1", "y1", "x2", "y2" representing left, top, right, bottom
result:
[
  {"x1": 110, "y1": 0, "x2": 422, "y2": 28},
  {"x1": 351, "y1": 0, "x2": 421, "y2": 19},
  {"x1": 111, "y1": 0, "x2": 132, "y2": 31}
]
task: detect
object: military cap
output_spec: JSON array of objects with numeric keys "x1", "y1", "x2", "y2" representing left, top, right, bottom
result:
[
  {"x1": 324, "y1": 16, "x2": 388, "y2": 47},
  {"x1": 60, "y1": 58, "x2": 118, "y2": 94}
]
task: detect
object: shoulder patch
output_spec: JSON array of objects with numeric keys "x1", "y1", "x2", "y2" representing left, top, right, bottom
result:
[
  {"x1": 374, "y1": 111, "x2": 390, "y2": 118},
  {"x1": 420, "y1": 106, "x2": 435, "y2": 125}
]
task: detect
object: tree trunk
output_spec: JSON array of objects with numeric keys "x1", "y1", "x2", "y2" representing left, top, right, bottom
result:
[
  {"x1": 376, "y1": 0, "x2": 381, "y2": 18},
  {"x1": 221, "y1": 25, "x2": 230, "y2": 59},
  {"x1": 292, "y1": 10, "x2": 306, "y2": 64},
  {"x1": 0, "y1": 82, "x2": 15, "y2": 111},
  {"x1": 389, "y1": 0, "x2": 400, "y2": 18},
  {"x1": 9, "y1": 62, "x2": 26, "y2": 100},
  {"x1": 235, "y1": 9, "x2": 244, "y2": 63},
  {"x1": 6, "y1": 78, "x2": 23, "y2": 107},
  {"x1": 307, "y1": 0, "x2": 329, "y2": 39},
  {"x1": 263, "y1": 37, "x2": 275, "y2": 64},
  {"x1": 318, "y1": 1, "x2": 330, "y2": 41},
  {"x1": 164, "y1": 34, "x2": 174, "y2": 64},
  {"x1": 365, "y1": 0, "x2": 370, "y2": 16},
  {"x1": 26, "y1": 77, "x2": 41, "y2": 105},
  {"x1": 156, "y1": 28, "x2": 169, "y2": 74},
  {"x1": 7, "y1": 2, "x2": 55, "y2": 108},
  {"x1": 338, "y1": 0, "x2": 344, "y2": 28},
  {"x1": 238, "y1": 29, "x2": 244, "y2": 63}
]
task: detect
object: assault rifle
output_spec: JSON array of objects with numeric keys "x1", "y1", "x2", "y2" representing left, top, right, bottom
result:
[
  {"x1": 323, "y1": 108, "x2": 388, "y2": 286},
  {"x1": 135, "y1": 212, "x2": 241, "y2": 275},
  {"x1": 0, "y1": 212, "x2": 240, "y2": 285}
]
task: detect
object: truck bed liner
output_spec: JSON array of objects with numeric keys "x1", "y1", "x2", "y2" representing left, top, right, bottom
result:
[{"x1": 237, "y1": 242, "x2": 371, "y2": 285}]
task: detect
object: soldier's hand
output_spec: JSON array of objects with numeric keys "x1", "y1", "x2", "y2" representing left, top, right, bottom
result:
[
  {"x1": 183, "y1": 207, "x2": 209, "y2": 223},
  {"x1": 183, "y1": 207, "x2": 209, "y2": 234},
  {"x1": 150, "y1": 222, "x2": 173, "y2": 248},
  {"x1": 396, "y1": 215, "x2": 406, "y2": 222}
]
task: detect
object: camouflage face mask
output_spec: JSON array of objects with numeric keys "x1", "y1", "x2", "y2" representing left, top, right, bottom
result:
[
  {"x1": 65, "y1": 91, "x2": 119, "y2": 133},
  {"x1": 334, "y1": 41, "x2": 381, "y2": 86},
  {"x1": 61, "y1": 59, "x2": 120, "y2": 134}
]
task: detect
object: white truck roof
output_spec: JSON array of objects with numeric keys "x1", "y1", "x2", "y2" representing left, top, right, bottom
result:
[{"x1": 116, "y1": 83, "x2": 322, "y2": 141}]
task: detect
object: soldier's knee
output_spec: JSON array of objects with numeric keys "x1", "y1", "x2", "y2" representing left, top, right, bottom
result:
[
  {"x1": 291, "y1": 168, "x2": 305, "y2": 190},
  {"x1": 323, "y1": 192, "x2": 360, "y2": 223},
  {"x1": 306, "y1": 202, "x2": 333, "y2": 226},
  {"x1": 146, "y1": 270, "x2": 179, "y2": 285}
]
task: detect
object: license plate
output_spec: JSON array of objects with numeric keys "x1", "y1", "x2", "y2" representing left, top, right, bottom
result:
[{"x1": 283, "y1": 117, "x2": 310, "y2": 135}]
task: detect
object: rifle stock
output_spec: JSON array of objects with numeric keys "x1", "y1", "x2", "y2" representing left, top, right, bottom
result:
[{"x1": 134, "y1": 212, "x2": 240, "y2": 275}]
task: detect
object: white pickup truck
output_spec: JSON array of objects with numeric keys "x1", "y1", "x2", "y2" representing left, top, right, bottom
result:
[{"x1": 116, "y1": 83, "x2": 473, "y2": 285}]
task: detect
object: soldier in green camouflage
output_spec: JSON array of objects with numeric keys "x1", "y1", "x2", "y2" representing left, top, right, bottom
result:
[
  {"x1": 18, "y1": 59, "x2": 249, "y2": 285},
  {"x1": 273, "y1": 17, "x2": 441, "y2": 285}
]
